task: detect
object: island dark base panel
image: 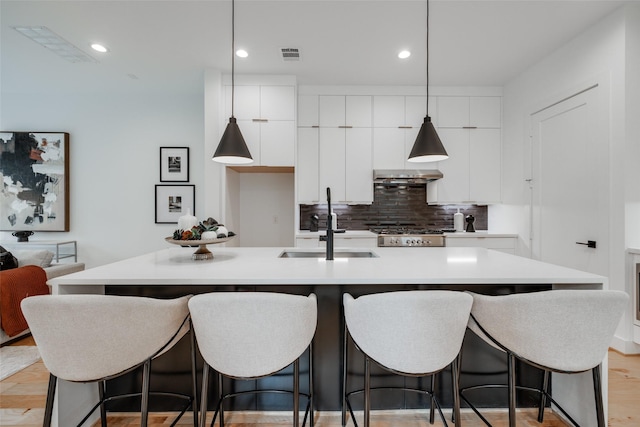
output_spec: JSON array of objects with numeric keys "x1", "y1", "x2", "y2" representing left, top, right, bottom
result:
[{"x1": 105, "y1": 283, "x2": 551, "y2": 412}]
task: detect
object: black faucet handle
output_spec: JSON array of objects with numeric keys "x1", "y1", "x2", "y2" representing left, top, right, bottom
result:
[{"x1": 326, "y1": 187, "x2": 331, "y2": 202}]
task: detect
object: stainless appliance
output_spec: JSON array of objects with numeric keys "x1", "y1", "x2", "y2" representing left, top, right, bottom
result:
[
  {"x1": 373, "y1": 228, "x2": 446, "y2": 247},
  {"x1": 373, "y1": 169, "x2": 443, "y2": 185}
]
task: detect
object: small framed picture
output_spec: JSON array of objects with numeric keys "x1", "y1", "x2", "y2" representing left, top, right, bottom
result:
[
  {"x1": 160, "y1": 147, "x2": 189, "y2": 182},
  {"x1": 155, "y1": 185, "x2": 195, "y2": 224}
]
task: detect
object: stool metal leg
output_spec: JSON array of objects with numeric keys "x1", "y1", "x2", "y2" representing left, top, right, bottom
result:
[
  {"x1": 429, "y1": 375, "x2": 435, "y2": 424},
  {"x1": 218, "y1": 372, "x2": 225, "y2": 427},
  {"x1": 342, "y1": 323, "x2": 348, "y2": 427},
  {"x1": 363, "y1": 356, "x2": 371, "y2": 427},
  {"x1": 593, "y1": 365, "x2": 605, "y2": 427},
  {"x1": 451, "y1": 356, "x2": 462, "y2": 427},
  {"x1": 199, "y1": 363, "x2": 209, "y2": 427},
  {"x1": 141, "y1": 360, "x2": 151, "y2": 427},
  {"x1": 537, "y1": 370, "x2": 550, "y2": 422},
  {"x1": 43, "y1": 374, "x2": 57, "y2": 427},
  {"x1": 507, "y1": 353, "x2": 516, "y2": 427},
  {"x1": 190, "y1": 321, "x2": 199, "y2": 427},
  {"x1": 98, "y1": 380, "x2": 107, "y2": 427},
  {"x1": 309, "y1": 343, "x2": 314, "y2": 427},
  {"x1": 294, "y1": 359, "x2": 300, "y2": 427}
]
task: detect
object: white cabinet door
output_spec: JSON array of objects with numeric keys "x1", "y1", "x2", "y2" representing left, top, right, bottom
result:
[
  {"x1": 373, "y1": 127, "x2": 405, "y2": 169},
  {"x1": 427, "y1": 129, "x2": 470, "y2": 203},
  {"x1": 469, "y1": 129, "x2": 501, "y2": 203},
  {"x1": 297, "y1": 128, "x2": 320, "y2": 203},
  {"x1": 345, "y1": 128, "x2": 373, "y2": 203},
  {"x1": 437, "y1": 97, "x2": 469, "y2": 128},
  {"x1": 445, "y1": 236, "x2": 516, "y2": 254},
  {"x1": 319, "y1": 128, "x2": 346, "y2": 202},
  {"x1": 226, "y1": 85, "x2": 260, "y2": 119},
  {"x1": 373, "y1": 96, "x2": 405, "y2": 127},
  {"x1": 346, "y1": 96, "x2": 372, "y2": 127},
  {"x1": 298, "y1": 95, "x2": 319, "y2": 127},
  {"x1": 296, "y1": 236, "x2": 321, "y2": 247},
  {"x1": 261, "y1": 86, "x2": 295, "y2": 120},
  {"x1": 405, "y1": 96, "x2": 429, "y2": 127},
  {"x1": 470, "y1": 97, "x2": 501, "y2": 128},
  {"x1": 261, "y1": 121, "x2": 295, "y2": 166},
  {"x1": 319, "y1": 96, "x2": 346, "y2": 127},
  {"x1": 334, "y1": 236, "x2": 377, "y2": 248},
  {"x1": 225, "y1": 84, "x2": 296, "y2": 166},
  {"x1": 236, "y1": 119, "x2": 261, "y2": 165}
]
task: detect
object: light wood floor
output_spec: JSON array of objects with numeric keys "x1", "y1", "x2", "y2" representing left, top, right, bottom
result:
[{"x1": 1, "y1": 336, "x2": 638, "y2": 427}]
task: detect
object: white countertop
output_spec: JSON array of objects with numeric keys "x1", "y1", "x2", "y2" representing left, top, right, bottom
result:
[
  {"x1": 49, "y1": 246, "x2": 605, "y2": 290},
  {"x1": 296, "y1": 230, "x2": 377, "y2": 237},
  {"x1": 443, "y1": 231, "x2": 518, "y2": 238}
]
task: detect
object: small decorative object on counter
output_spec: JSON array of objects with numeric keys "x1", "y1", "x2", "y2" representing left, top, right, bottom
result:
[
  {"x1": 177, "y1": 208, "x2": 198, "y2": 231},
  {"x1": 465, "y1": 215, "x2": 476, "y2": 233},
  {"x1": 12, "y1": 231, "x2": 34, "y2": 242},
  {"x1": 167, "y1": 217, "x2": 236, "y2": 260},
  {"x1": 453, "y1": 209, "x2": 464, "y2": 232},
  {"x1": 309, "y1": 214, "x2": 319, "y2": 232}
]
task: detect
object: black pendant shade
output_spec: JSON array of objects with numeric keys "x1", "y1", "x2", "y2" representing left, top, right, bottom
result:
[
  {"x1": 213, "y1": 117, "x2": 253, "y2": 164},
  {"x1": 212, "y1": 0, "x2": 253, "y2": 165},
  {"x1": 407, "y1": 116, "x2": 449, "y2": 163},
  {"x1": 408, "y1": 0, "x2": 448, "y2": 163}
]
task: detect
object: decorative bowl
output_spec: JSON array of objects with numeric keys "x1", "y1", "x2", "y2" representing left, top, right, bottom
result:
[{"x1": 164, "y1": 236, "x2": 234, "y2": 260}]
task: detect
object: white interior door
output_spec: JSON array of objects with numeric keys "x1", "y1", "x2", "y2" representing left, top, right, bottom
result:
[{"x1": 530, "y1": 85, "x2": 609, "y2": 276}]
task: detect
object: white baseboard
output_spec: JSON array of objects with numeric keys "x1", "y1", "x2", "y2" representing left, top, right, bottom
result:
[{"x1": 610, "y1": 334, "x2": 640, "y2": 355}]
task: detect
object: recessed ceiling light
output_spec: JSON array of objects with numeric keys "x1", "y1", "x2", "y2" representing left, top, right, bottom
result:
[
  {"x1": 90, "y1": 43, "x2": 109, "y2": 53},
  {"x1": 398, "y1": 50, "x2": 411, "y2": 59},
  {"x1": 236, "y1": 49, "x2": 248, "y2": 58}
]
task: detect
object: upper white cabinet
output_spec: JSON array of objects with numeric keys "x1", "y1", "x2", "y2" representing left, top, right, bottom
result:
[
  {"x1": 372, "y1": 95, "x2": 437, "y2": 170},
  {"x1": 224, "y1": 84, "x2": 296, "y2": 166},
  {"x1": 297, "y1": 95, "x2": 373, "y2": 204},
  {"x1": 427, "y1": 96, "x2": 502, "y2": 204}
]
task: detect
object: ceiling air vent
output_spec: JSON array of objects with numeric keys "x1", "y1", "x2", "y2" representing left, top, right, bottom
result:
[{"x1": 280, "y1": 47, "x2": 301, "y2": 62}]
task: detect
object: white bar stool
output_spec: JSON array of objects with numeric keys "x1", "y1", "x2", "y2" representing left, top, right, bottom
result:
[
  {"x1": 463, "y1": 289, "x2": 628, "y2": 427},
  {"x1": 188, "y1": 292, "x2": 317, "y2": 427},
  {"x1": 342, "y1": 290, "x2": 473, "y2": 427},
  {"x1": 21, "y1": 294, "x2": 197, "y2": 427}
]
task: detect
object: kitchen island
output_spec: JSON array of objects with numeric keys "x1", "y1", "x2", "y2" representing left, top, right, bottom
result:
[{"x1": 48, "y1": 246, "x2": 608, "y2": 427}]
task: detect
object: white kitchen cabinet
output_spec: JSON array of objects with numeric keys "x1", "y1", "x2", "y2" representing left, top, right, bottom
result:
[
  {"x1": 224, "y1": 84, "x2": 296, "y2": 166},
  {"x1": 300, "y1": 95, "x2": 373, "y2": 204},
  {"x1": 372, "y1": 95, "x2": 436, "y2": 170},
  {"x1": 427, "y1": 96, "x2": 501, "y2": 204},
  {"x1": 319, "y1": 95, "x2": 372, "y2": 127},
  {"x1": 298, "y1": 95, "x2": 319, "y2": 127},
  {"x1": 297, "y1": 128, "x2": 320, "y2": 203},
  {"x1": 318, "y1": 127, "x2": 373, "y2": 204},
  {"x1": 445, "y1": 235, "x2": 517, "y2": 254}
]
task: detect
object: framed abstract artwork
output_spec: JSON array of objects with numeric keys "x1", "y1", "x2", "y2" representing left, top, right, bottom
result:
[
  {"x1": 160, "y1": 146, "x2": 189, "y2": 182},
  {"x1": 0, "y1": 132, "x2": 70, "y2": 231},
  {"x1": 155, "y1": 185, "x2": 195, "y2": 224}
]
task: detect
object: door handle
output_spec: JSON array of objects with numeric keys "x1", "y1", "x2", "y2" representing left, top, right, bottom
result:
[{"x1": 576, "y1": 240, "x2": 597, "y2": 249}]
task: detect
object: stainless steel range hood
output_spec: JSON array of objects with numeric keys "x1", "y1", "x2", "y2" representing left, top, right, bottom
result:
[{"x1": 373, "y1": 169, "x2": 443, "y2": 185}]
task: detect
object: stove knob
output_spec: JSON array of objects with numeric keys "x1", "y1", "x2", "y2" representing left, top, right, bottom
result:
[
  {"x1": 424, "y1": 239, "x2": 431, "y2": 246},
  {"x1": 409, "y1": 239, "x2": 416, "y2": 246},
  {"x1": 415, "y1": 238, "x2": 423, "y2": 246}
]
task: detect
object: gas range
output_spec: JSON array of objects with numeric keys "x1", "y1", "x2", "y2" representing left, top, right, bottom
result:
[{"x1": 372, "y1": 228, "x2": 446, "y2": 247}]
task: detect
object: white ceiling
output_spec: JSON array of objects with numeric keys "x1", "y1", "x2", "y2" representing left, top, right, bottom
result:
[{"x1": 0, "y1": 0, "x2": 632, "y2": 94}]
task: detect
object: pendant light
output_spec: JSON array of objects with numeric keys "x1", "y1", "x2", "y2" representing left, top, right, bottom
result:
[
  {"x1": 408, "y1": 0, "x2": 448, "y2": 163},
  {"x1": 213, "y1": 0, "x2": 253, "y2": 164}
]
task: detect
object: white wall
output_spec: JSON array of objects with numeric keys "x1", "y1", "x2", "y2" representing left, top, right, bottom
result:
[
  {"x1": 1, "y1": 91, "x2": 203, "y2": 268},
  {"x1": 236, "y1": 172, "x2": 294, "y2": 247},
  {"x1": 626, "y1": 5, "x2": 640, "y2": 250},
  {"x1": 497, "y1": 4, "x2": 640, "y2": 353}
]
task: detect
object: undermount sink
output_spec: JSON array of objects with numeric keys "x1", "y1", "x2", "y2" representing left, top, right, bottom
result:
[{"x1": 278, "y1": 249, "x2": 379, "y2": 258}]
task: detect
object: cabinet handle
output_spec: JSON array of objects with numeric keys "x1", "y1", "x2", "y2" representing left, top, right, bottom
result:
[
  {"x1": 338, "y1": 125, "x2": 353, "y2": 129},
  {"x1": 252, "y1": 118, "x2": 269, "y2": 122},
  {"x1": 398, "y1": 126, "x2": 413, "y2": 129},
  {"x1": 576, "y1": 240, "x2": 597, "y2": 249},
  {"x1": 311, "y1": 125, "x2": 320, "y2": 128},
  {"x1": 462, "y1": 126, "x2": 478, "y2": 129}
]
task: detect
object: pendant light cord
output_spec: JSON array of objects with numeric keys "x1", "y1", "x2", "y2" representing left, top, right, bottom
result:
[
  {"x1": 231, "y1": 0, "x2": 235, "y2": 118},
  {"x1": 426, "y1": 0, "x2": 430, "y2": 117}
]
